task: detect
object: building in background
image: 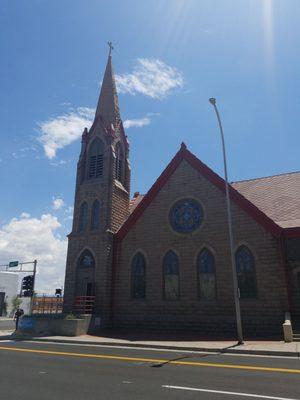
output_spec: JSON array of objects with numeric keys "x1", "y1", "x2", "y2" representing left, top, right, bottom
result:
[
  {"x1": 63, "y1": 49, "x2": 300, "y2": 337},
  {"x1": 0, "y1": 272, "x2": 18, "y2": 316}
]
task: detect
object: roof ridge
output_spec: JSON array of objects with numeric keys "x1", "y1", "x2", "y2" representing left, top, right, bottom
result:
[{"x1": 232, "y1": 170, "x2": 300, "y2": 184}]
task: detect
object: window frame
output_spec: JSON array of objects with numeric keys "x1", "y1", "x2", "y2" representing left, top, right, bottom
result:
[
  {"x1": 235, "y1": 245, "x2": 257, "y2": 299},
  {"x1": 87, "y1": 138, "x2": 104, "y2": 180},
  {"x1": 162, "y1": 250, "x2": 180, "y2": 300},
  {"x1": 91, "y1": 200, "x2": 100, "y2": 231},
  {"x1": 131, "y1": 252, "x2": 146, "y2": 299},
  {"x1": 78, "y1": 202, "x2": 88, "y2": 232},
  {"x1": 77, "y1": 249, "x2": 96, "y2": 269},
  {"x1": 115, "y1": 142, "x2": 124, "y2": 183},
  {"x1": 197, "y1": 248, "x2": 217, "y2": 300}
]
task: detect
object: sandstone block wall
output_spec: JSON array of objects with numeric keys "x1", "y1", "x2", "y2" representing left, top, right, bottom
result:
[{"x1": 113, "y1": 160, "x2": 289, "y2": 337}]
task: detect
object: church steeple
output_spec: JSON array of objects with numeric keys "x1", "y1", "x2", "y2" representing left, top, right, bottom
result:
[
  {"x1": 64, "y1": 44, "x2": 130, "y2": 326},
  {"x1": 95, "y1": 42, "x2": 120, "y2": 125}
]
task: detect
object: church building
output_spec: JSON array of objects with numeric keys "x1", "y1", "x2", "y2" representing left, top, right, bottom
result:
[{"x1": 63, "y1": 49, "x2": 300, "y2": 337}]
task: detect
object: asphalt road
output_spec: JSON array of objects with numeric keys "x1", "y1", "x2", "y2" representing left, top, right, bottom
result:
[{"x1": 0, "y1": 340, "x2": 300, "y2": 400}]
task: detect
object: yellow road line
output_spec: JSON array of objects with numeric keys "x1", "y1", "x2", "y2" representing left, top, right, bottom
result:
[{"x1": 0, "y1": 346, "x2": 299, "y2": 375}]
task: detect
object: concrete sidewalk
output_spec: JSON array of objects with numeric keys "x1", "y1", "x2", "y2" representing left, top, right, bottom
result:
[{"x1": 3, "y1": 332, "x2": 299, "y2": 358}]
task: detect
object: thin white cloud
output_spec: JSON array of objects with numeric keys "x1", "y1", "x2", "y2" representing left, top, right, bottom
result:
[
  {"x1": 52, "y1": 197, "x2": 64, "y2": 210},
  {"x1": 0, "y1": 213, "x2": 67, "y2": 293},
  {"x1": 38, "y1": 107, "x2": 94, "y2": 159},
  {"x1": 116, "y1": 58, "x2": 184, "y2": 99},
  {"x1": 50, "y1": 159, "x2": 68, "y2": 167},
  {"x1": 20, "y1": 212, "x2": 30, "y2": 219},
  {"x1": 123, "y1": 117, "x2": 151, "y2": 129}
]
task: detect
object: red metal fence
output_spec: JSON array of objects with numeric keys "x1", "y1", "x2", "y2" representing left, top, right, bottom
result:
[
  {"x1": 32, "y1": 295, "x2": 95, "y2": 315},
  {"x1": 73, "y1": 296, "x2": 95, "y2": 314},
  {"x1": 32, "y1": 296, "x2": 63, "y2": 314}
]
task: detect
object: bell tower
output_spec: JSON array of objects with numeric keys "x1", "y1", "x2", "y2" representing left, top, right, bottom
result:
[{"x1": 63, "y1": 44, "x2": 130, "y2": 325}]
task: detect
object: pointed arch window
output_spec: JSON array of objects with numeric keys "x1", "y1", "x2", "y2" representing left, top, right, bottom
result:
[
  {"x1": 235, "y1": 245, "x2": 257, "y2": 299},
  {"x1": 197, "y1": 248, "x2": 216, "y2": 300},
  {"x1": 115, "y1": 142, "x2": 124, "y2": 182},
  {"x1": 131, "y1": 253, "x2": 146, "y2": 299},
  {"x1": 87, "y1": 138, "x2": 104, "y2": 179},
  {"x1": 78, "y1": 249, "x2": 95, "y2": 268},
  {"x1": 78, "y1": 202, "x2": 88, "y2": 232},
  {"x1": 163, "y1": 251, "x2": 179, "y2": 300},
  {"x1": 91, "y1": 200, "x2": 100, "y2": 230}
]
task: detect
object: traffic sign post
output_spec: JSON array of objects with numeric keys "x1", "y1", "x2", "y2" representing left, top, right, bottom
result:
[{"x1": 8, "y1": 261, "x2": 19, "y2": 268}]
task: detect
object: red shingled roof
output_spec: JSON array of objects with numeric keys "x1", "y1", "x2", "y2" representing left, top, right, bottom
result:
[
  {"x1": 232, "y1": 172, "x2": 300, "y2": 229},
  {"x1": 129, "y1": 193, "x2": 144, "y2": 214}
]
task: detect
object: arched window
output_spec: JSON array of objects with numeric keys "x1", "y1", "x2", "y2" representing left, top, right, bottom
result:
[
  {"x1": 235, "y1": 245, "x2": 257, "y2": 299},
  {"x1": 131, "y1": 253, "x2": 146, "y2": 299},
  {"x1": 91, "y1": 200, "x2": 100, "y2": 230},
  {"x1": 78, "y1": 202, "x2": 88, "y2": 232},
  {"x1": 87, "y1": 138, "x2": 104, "y2": 179},
  {"x1": 78, "y1": 249, "x2": 95, "y2": 268},
  {"x1": 197, "y1": 248, "x2": 216, "y2": 300},
  {"x1": 163, "y1": 250, "x2": 179, "y2": 300},
  {"x1": 115, "y1": 142, "x2": 123, "y2": 182}
]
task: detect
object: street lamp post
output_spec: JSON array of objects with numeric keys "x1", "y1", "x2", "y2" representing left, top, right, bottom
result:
[{"x1": 209, "y1": 98, "x2": 244, "y2": 345}]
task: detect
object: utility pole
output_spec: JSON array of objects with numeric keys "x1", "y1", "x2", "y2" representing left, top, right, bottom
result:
[{"x1": 209, "y1": 98, "x2": 244, "y2": 345}]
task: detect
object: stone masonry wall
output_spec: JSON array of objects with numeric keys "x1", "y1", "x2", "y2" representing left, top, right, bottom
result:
[
  {"x1": 113, "y1": 160, "x2": 289, "y2": 337},
  {"x1": 63, "y1": 141, "x2": 129, "y2": 325}
]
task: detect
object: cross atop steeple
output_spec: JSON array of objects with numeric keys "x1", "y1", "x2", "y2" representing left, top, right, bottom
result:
[{"x1": 108, "y1": 41, "x2": 114, "y2": 56}]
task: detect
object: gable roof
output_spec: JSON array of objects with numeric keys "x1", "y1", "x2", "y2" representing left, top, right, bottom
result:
[
  {"x1": 129, "y1": 192, "x2": 144, "y2": 214},
  {"x1": 232, "y1": 172, "x2": 300, "y2": 229},
  {"x1": 117, "y1": 143, "x2": 297, "y2": 241}
]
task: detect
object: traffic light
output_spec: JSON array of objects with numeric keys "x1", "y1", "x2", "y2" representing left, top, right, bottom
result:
[
  {"x1": 55, "y1": 288, "x2": 62, "y2": 297},
  {"x1": 21, "y1": 275, "x2": 34, "y2": 297}
]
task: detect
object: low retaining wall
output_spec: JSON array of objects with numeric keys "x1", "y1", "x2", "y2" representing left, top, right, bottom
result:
[{"x1": 17, "y1": 314, "x2": 101, "y2": 337}]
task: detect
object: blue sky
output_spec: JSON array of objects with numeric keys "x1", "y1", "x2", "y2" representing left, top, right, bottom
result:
[{"x1": 0, "y1": 0, "x2": 299, "y2": 292}]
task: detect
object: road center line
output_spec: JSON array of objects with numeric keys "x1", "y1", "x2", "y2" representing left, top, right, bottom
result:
[
  {"x1": 162, "y1": 385, "x2": 300, "y2": 400},
  {"x1": 0, "y1": 346, "x2": 300, "y2": 375}
]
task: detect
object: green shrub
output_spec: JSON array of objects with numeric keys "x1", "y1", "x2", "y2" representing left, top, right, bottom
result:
[
  {"x1": 11, "y1": 296, "x2": 22, "y2": 313},
  {"x1": 64, "y1": 313, "x2": 77, "y2": 320}
]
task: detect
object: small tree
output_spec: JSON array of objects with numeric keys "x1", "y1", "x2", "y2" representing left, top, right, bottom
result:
[{"x1": 11, "y1": 296, "x2": 22, "y2": 313}]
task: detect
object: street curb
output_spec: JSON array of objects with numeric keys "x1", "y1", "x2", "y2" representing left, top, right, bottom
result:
[
  {"x1": 0, "y1": 335, "x2": 14, "y2": 341},
  {"x1": 14, "y1": 336, "x2": 300, "y2": 358}
]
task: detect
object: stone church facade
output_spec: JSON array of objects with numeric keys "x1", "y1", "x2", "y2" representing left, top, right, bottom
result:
[{"x1": 63, "y1": 51, "x2": 300, "y2": 337}]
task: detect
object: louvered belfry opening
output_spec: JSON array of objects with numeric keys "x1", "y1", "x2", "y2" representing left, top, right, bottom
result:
[
  {"x1": 87, "y1": 138, "x2": 104, "y2": 179},
  {"x1": 115, "y1": 142, "x2": 123, "y2": 182}
]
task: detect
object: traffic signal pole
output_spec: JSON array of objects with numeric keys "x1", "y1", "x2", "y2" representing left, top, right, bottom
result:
[{"x1": 29, "y1": 260, "x2": 37, "y2": 316}]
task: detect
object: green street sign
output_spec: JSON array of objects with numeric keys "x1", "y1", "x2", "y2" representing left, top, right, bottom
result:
[{"x1": 9, "y1": 261, "x2": 19, "y2": 268}]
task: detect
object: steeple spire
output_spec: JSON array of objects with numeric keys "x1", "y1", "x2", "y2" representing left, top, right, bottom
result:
[{"x1": 95, "y1": 42, "x2": 120, "y2": 125}]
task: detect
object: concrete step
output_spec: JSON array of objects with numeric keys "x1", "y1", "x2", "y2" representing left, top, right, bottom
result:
[{"x1": 292, "y1": 332, "x2": 300, "y2": 342}]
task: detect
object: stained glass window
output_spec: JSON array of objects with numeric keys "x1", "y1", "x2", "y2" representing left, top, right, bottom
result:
[
  {"x1": 131, "y1": 253, "x2": 146, "y2": 299},
  {"x1": 87, "y1": 138, "x2": 104, "y2": 179},
  {"x1": 78, "y1": 249, "x2": 95, "y2": 268},
  {"x1": 79, "y1": 202, "x2": 88, "y2": 232},
  {"x1": 91, "y1": 200, "x2": 100, "y2": 230},
  {"x1": 235, "y1": 245, "x2": 257, "y2": 299},
  {"x1": 169, "y1": 199, "x2": 203, "y2": 233},
  {"x1": 197, "y1": 248, "x2": 216, "y2": 300},
  {"x1": 163, "y1": 251, "x2": 179, "y2": 300}
]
